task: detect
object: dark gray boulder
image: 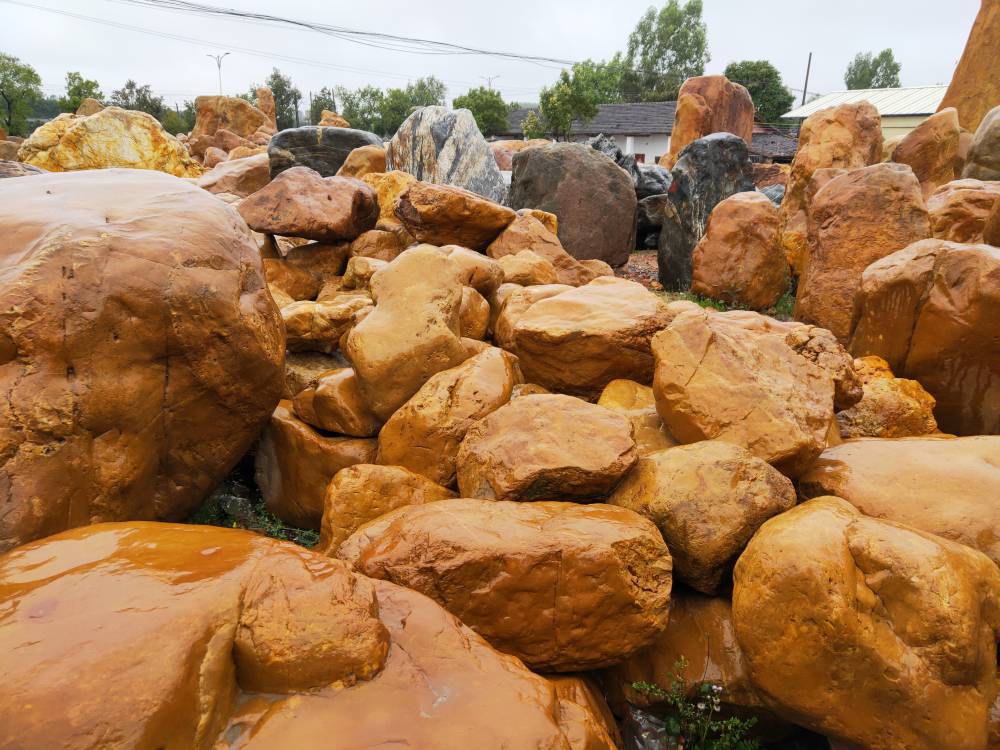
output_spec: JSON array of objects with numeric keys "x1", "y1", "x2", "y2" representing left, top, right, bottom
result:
[
  {"x1": 268, "y1": 126, "x2": 383, "y2": 179},
  {"x1": 637, "y1": 193, "x2": 671, "y2": 249},
  {"x1": 587, "y1": 134, "x2": 639, "y2": 183},
  {"x1": 509, "y1": 141, "x2": 637, "y2": 267},
  {"x1": 386, "y1": 106, "x2": 506, "y2": 203},
  {"x1": 963, "y1": 104, "x2": 1000, "y2": 180},
  {"x1": 636, "y1": 164, "x2": 672, "y2": 199},
  {"x1": 656, "y1": 133, "x2": 754, "y2": 291}
]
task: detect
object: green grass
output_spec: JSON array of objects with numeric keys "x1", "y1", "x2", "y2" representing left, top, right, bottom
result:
[
  {"x1": 188, "y1": 460, "x2": 319, "y2": 547},
  {"x1": 655, "y1": 290, "x2": 796, "y2": 321}
]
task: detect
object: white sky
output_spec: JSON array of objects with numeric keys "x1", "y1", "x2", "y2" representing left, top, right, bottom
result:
[{"x1": 0, "y1": 0, "x2": 979, "y2": 110}]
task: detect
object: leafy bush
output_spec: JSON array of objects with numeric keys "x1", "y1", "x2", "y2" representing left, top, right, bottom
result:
[{"x1": 632, "y1": 657, "x2": 760, "y2": 750}]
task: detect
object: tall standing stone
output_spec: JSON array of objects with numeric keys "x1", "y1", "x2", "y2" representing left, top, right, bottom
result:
[
  {"x1": 256, "y1": 86, "x2": 278, "y2": 130},
  {"x1": 386, "y1": 106, "x2": 506, "y2": 203},
  {"x1": 508, "y1": 142, "x2": 637, "y2": 267},
  {"x1": 938, "y1": 0, "x2": 1000, "y2": 131},
  {"x1": 659, "y1": 75, "x2": 754, "y2": 168},
  {"x1": 655, "y1": 133, "x2": 755, "y2": 290}
]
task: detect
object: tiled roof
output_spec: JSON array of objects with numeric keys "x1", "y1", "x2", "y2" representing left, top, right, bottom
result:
[
  {"x1": 783, "y1": 85, "x2": 947, "y2": 119},
  {"x1": 501, "y1": 101, "x2": 676, "y2": 137},
  {"x1": 750, "y1": 128, "x2": 799, "y2": 160}
]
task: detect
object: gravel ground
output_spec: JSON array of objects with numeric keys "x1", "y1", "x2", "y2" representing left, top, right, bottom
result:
[{"x1": 615, "y1": 250, "x2": 661, "y2": 290}]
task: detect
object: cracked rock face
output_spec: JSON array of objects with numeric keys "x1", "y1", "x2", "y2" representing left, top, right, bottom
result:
[
  {"x1": 732, "y1": 496, "x2": 1000, "y2": 750},
  {"x1": 849, "y1": 238, "x2": 1000, "y2": 435},
  {"x1": 0, "y1": 169, "x2": 284, "y2": 553},
  {"x1": 337, "y1": 497, "x2": 672, "y2": 672}
]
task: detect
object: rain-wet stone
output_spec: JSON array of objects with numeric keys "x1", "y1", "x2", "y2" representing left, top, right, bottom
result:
[{"x1": 268, "y1": 126, "x2": 384, "y2": 178}]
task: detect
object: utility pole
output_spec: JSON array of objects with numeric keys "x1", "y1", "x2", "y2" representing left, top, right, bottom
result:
[
  {"x1": 206, "y1": 52, "x2": 230, "y2": 96},
  {"x1": 801, "y1": 52, "x2": 812, "y2": 106},
  {"x1": 480, "y1": 75, "x2": 500, "y2": 91}
]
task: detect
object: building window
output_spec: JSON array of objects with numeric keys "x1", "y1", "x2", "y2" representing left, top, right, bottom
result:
[{"x1": 635, "y1": 153, "x2": 645, "y2": 164}]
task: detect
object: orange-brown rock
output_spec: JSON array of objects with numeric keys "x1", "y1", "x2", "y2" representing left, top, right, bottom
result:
[
  {"x1": 275, "y1": 239, "x2": 351, "y2": 288},
  {"x1": 377, "y1": 348, "x2": 520, "y2": 486},
  {"x1": 203, "y1": 145, "x2": 228, "y2": 168},
  {"x1": 849, "y1": 238, "x2": 1000, "y2": 434},
  {"x1": 0, "y1": 522, "x2": 391, "y2": 750},
  {"x1": 493, "y1": 283, "x2": 573, "y2": 350},
  {"x1": 255, "y1": 401, "x2": 377, "y2": 528},
  {"x1": 662, "y1": 75, "x2": 755, "y2": 167},
  {"x1": 798, "y1": 435, "x2": 1000, "y2": 566},
  {"x1": 239, "y1": 167, "x2": 377, "y2": 241},
  {"x1": 227, "y1": 576, "x2": 610, "y2": 749},
  {"x1": 497, "y1": 249, "x2": 560, "y2": 285},
  {"x1": 318, "y1": 109, "x2": 350, "y2": 127},
  {"x1": 605, "y1": 592, "x2": 776, "y2": 722},
  {"x1": 282, "y1": 351, "x2": 350, "y2": 398},
  {"x1": 0, "y1": 522, "x2": 603, "y2": 750},
  {"x1": 282, "y1": 295, "x2": 373, "y2": 353},
  {"x1": 227, "y1": 144, "x2": 265, "y2": 160},
  {"x1": 0, "y1": 169, "x2": 283, "y2": 552},
  {"x1": 486, "y1": 207, "x2": 608, "y2": 286},
  {"x1": 610, "y1": 441, "x2": 795, "y2": 593},
  {"x1": 316, "y1": 463, "x2": 455, "y2": 554},
  {"x1": 927, "y1": 178, "x2": 1000, "y2": 242},
  {"x1": 752, "y1": 161, "x2": 789, "y2": 189},
  {"x1": 196, "y1": 151, "x2": 270, "y2": 197},
  {"x1": 548, "y1": 676, "x2": 622, "y2": 750},
  {"x1": 489, "y1": 138, "x2": 550, "y2": 170},
  {"x1": 0, "y1": 141, "x2": 19, "y2": 161},
  {"x1": 783, "y1": 321, "x2": 864, "y2": 411},
  {"x1": 340, "y1": 255, "x2": 388, "y2": 290},
  {"x1": 291, "y1": 367, "x2": 380, "y2": 437},
  {"x1": 938, "y1": 0, "x2": 1000, "y2": 131},
  {"x1": 75, "y1": 97, "x2": 104, "y2": 116},
  {"x1": 456, "y1": 393, "x2": 637, "y2": 501},
  {"x1": 262, "y1": 258, "x2": 319, "y2": 300},
  {"x1": 459, "y1": 287, "x2": 490, "y2": 339},
  {"x1": 349, "y1": 228, "x2": 410, "y2": 261},
  {"x1": 779, "y1": 102, "x2": 883, "y2": 274},
  {"x1": 987, "y1": 199, "x2": 1000, "y2": 244},
  {"x1": 597, "y1": 379, "x2": 677, "y2": 455},
  {"x1": 690, "y1": 191, "x2": 789, "y2": 310},
  {"x1": 17, "y1": 108, "x2": 203, "y2": 177},
  {"x1": 795, "y1": 163, "x2": 930, "y2": 342},
  {"x1": 212, "y1": 128, "x2": 254, "y2": 154},
  {"x1": 191, "y1": 95, "x2": 271, "y2": 139},
  {"x1": 511, "y1": 277, "x2": 674, "y2": 399},
  {"x1": 344, "y1": 245, "x2": 502, "y2": 420},
  {"x1": 892, "y1": 107, "x2": 961, "y2": 196},
  {"x1": 732, "y1": 496, "x2": 1000, "y2": 750},
  {"x1": 580, "y1": 258, "x2": 615, "y2": 278},
  {"x1": 651, "y1": 309, "x2": 837, "y2": 477},
  {"x1": 835, "y1": 355, "x2": 938, "y2": 438},
  {"x1": 394, "y1": 181, "x2": 516, "y2": 250},
  {"x1": 335, "y1": 144, "x2": 386, "y2": 178},
  {"x1": 338, "y1": 497, "x2": 672, "y2": 671},
  {"x1": 361, "y1": 170, "x2": 417, "y2": 229},
  {"x1": 256, "y1": 86, "x2": 277, "y2": 130}
]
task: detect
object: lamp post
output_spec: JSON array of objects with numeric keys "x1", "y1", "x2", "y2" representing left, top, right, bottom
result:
[
  {"x1": 480, "y1": 75, "x2": 500, "y2": 91},
  {"x1": 207, "y1": 52, "x2": 230, "y2": 96}
]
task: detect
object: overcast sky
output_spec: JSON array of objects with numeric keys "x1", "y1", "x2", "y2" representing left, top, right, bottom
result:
[{"x1": 1, "y1": 0, "x2": 979, "y2": 112}]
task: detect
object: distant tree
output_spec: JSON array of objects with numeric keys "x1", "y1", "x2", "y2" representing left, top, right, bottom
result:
[
  {"x1": 570, "y1": 57, "x2": 630, "y2": 104},
  {"x1": 521, "y1": 109, "x2": 545, "y2": 139},
  {"x1": 723, "y1": 60, "x2": 795, "y2": 123},
  {"x1": 59, "y1": 71, "x2": 102, "y2": 113},
  {"x1": 539, "y1": 68, "x2": 600, "y2": 140},
  {"x1": 844, "y1": 49, "x2": 901, "y2": 90},
  {"x1": 453, "y1": 86, "x2": 511, "y2": 136},
  {"x1": 160, "y1": 100, "x2": 196, "y2": 135},
  {"x1": 336, "y1": 85, "x2": 385, "y2": 134},
  {"x1": 620, "y1": 0, "x2": 709, "y2": 102},
  {"x1": 309, "y1": 86, "x2": 337, "y2": 124},
  {"x1": 30, "y1": 96, "x2": 62, "y2": 121},
  {"x1": 0, "y1": 53, "x2": 42, "y2": 136},
  {"x1": 109, "y1": 80, "x2": 164, "y2": 117},
  {"x1": 406, "y1": 76, "x2": 446, "y2": 108},
  {"x1": 380, "y1": 86, "x2": 417, "y2": 136}
]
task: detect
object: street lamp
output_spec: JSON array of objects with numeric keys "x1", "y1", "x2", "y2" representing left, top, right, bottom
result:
[{"x1": 206, "y1": 52, "x2": 230, "y2": 95}]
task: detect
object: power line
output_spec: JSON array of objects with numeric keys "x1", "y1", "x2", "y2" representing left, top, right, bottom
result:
[{"x1": 1, "y1": 0, "x2": 547, "y2": 98}]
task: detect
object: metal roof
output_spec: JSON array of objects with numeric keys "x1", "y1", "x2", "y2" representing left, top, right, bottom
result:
[
  {"x1": 501, "y1": 101, "x2": 676, "y2": 137},
  {"x1": 782, "y1": 85, "x2": 947, "y2": 119}
]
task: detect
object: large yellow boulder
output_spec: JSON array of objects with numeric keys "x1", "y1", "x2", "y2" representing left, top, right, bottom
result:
[{"x1": 17, "y1": 107, "x2": 202, "y2": 177}]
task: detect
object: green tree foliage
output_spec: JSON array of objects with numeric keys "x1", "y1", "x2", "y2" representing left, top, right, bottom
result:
[
  {"x1": 520, "y1": 109, "x2": 545, "y2": 139},
  {"x1": 334, "y1": 77, "x2": 446, "y2": 137},
  {"x1": 621, "y1": 0, "x2": 710, "y2": 101},
  {"x1": 844, "y1": 49, "x2": 901, "y2": 90},
  {"x1": 539, "y1": 67, "x2": 600, "y2": 140},
  {"x1": 570, "y1": 57, "x2": 629, "y2": 104},
  {"x1": 160, "y1": 100, "x2": 196, "y2": 135},
  {"x1": 723, "y1": 60, "x2": 794, "y2": 123},
  {"x1": 0, "y1": 53, "x2": 42, "y2": 136},
  {"x1": 309, "y1": 86, "x2": 337, "y2": 125},
  {"x1": 110, "y1": 80, "x2": 164, "y2": 117},
  {"x1": 452, "y1": 86, "x2": 511, "y2": 136},
  {"x1": 59, "y1": 71, "x2": 102, "y2": 113},
  {"x1": 633, "y1": 657, "x2": 760, "y2": 750}
]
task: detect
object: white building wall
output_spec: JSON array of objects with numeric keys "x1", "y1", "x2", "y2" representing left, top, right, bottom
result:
[{"x1": 568, "y1": 133, "x2": 671, "y2": 163}]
